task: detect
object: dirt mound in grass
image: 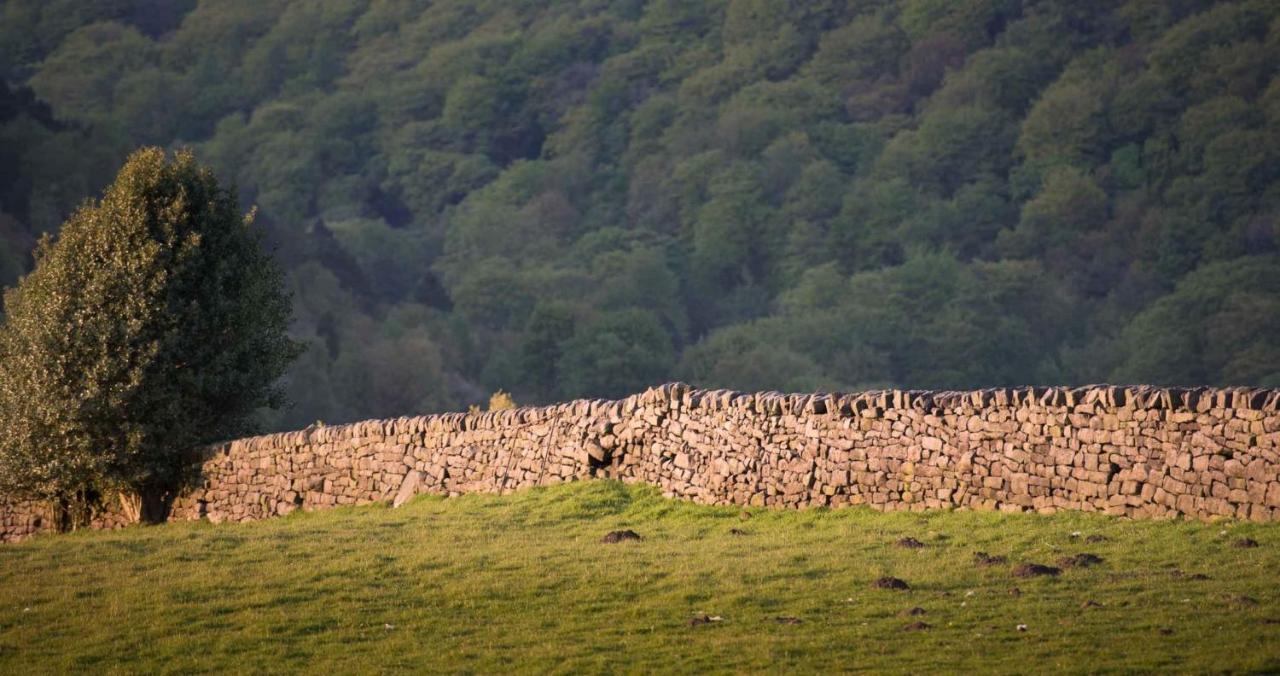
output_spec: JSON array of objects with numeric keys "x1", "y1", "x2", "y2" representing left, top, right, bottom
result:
[
  {"x1": 974, "y1": 552, "x2": 1007, "y2": 566},
  {"x1": 602, "y1": 530, "x2": 642, "y2": 543},
  {"x1": 1012, "y1": 563, "x2": 1061, "y2": 577},
  {"x1": 1058, "y1": 553, "x2": 1104, "y2": 568}
]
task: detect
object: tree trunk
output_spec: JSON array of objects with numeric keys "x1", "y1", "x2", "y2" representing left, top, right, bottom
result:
[{"x1": 54, "y1": 489, "x2": 95, "y2": 532}]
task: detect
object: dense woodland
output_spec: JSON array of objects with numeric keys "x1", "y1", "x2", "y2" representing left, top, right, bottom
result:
[{"x1": 0, "y1": 0, "x2": 1277, "y2": 430}]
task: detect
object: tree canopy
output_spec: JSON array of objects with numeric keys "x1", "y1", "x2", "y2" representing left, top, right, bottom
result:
[
  {"x1": 0, "y1": 0, "x2": 1277, "y2": 432},
  {"x1": 0, "y1": 148, "x2": 299, "y2": 521}
]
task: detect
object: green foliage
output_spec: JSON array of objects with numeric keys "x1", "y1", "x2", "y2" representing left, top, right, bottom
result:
[
  {"x1": 558, "y1": 309, "x2": 675, "y2": 400},
  {"x1": 26, "y1": 22, "x2": 155, "y2": 123},
  {"x1": 1112, "y1": 256, "x2": 1280, "y2": 385},
  {"x1": 678, "y1": 320, "x2": 835, "y2": 393},
  {"x1": 1000, "y1": 167, "x2": 1108, "y2": 260},
  {"x1": 899, "y1": 0, "x2": 1022, "y2": 47},
  {"x1": 0, "y1": 148, "x2": 301, "y2": 512},
  {"x1": 0, "y1": 0, "x2": 1278, "y2": 430}
]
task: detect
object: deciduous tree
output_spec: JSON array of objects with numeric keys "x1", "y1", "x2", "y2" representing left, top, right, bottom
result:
[{"x1": 0, "y1": 148, "x2": 301, "y2": 526}]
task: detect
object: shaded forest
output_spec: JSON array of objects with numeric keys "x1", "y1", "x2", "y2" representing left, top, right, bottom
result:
[{"x1": 0, "y1": 0, "x2": 1277, "y2": 430}]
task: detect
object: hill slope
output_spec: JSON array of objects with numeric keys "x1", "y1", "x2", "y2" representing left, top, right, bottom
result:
[
  {"x1": 2, "y1": 482, "x2": 1278, "y2": 673},
  {"x1": 0, "y1": 1, "x2": 1278, "y2": 429}
]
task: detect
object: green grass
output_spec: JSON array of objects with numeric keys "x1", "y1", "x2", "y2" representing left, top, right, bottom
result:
[{"x1": 2, "y1": 481, "x2": 1279, "y2": 674}]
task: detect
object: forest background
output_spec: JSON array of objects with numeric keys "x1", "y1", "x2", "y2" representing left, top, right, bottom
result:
[{"x1": 0, "y1": 0, "x2": 1277, "y2": 432}]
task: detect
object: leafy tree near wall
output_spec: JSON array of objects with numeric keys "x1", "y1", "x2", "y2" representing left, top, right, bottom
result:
[{"x1": 0, "y1": 148, "x2": 301, "y2": 527}]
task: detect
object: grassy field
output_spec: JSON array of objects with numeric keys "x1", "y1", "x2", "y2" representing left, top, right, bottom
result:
[{"x1": 1, "y1": 481, "x2": 1278, "y2": 674}]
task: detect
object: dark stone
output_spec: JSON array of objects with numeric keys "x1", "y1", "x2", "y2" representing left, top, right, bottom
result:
[
  {"x1": 1081, "y1": 599, "x2": 1103, "y2": 609},
  {"x1": 874, "y1": 576, "x2": 910, "y2": 590},
  {"x1": 896, "y1": 537, "x2": 925, "y2": 549},
  {"x1": 729, "y1": 528, "x2": 748, "y2": 536},
  {"x1": 900, "y1": 607, "x2": 927, "y2": 616},
  {"x1": 1233, "y1": 537, "x2": 1260, "y2": 549}
]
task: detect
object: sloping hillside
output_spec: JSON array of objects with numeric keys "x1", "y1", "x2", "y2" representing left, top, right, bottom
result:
[{"x1": 0, "y1": 1, "x2": 1277, "y2": 429}]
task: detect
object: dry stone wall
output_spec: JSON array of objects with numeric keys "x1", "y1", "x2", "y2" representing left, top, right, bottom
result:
[
  {"x1": 0, "y1": 498, "x2": 54, "y2": 540},
  {"x1": 3, "y1": 384, "x2": 1279, "y2": 542},
  {"x1": 0, "y1": 496, "x2": 133, "y2": 542}
]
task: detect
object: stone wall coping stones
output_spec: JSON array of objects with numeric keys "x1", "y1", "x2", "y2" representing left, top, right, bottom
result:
[{"x1": 198, "y1": 383, "x2": 1280, "y2": 460}]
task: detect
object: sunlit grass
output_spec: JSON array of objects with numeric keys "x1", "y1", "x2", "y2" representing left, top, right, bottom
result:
[{"x1": 2, "y1": 481, "x2": 1278, "y2": 673}]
